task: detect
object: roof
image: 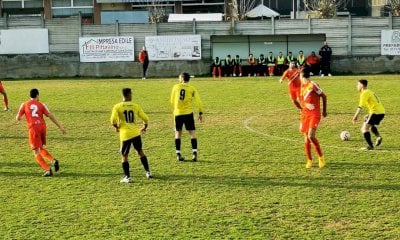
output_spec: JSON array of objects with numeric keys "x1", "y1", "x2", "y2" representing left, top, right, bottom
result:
[
  {"x1": 245, "y1": 4, "x2": 280, "y2": 18},
  {"x1": 168, "y1": 13, "x2": 223, "y2": 22}
]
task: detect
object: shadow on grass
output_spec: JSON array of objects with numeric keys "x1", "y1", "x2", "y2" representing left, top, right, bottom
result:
[{"x1": 153, "y1": 173, "x2": 400, "y2": 191}]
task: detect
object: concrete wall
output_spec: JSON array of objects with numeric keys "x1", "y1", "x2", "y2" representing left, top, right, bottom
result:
[
  {"x1": 1, "y1": 54, "x2": 399, "y2": 79},
  {"x1": 0, "y1": 54, "x2": 210, "y2": 79}
]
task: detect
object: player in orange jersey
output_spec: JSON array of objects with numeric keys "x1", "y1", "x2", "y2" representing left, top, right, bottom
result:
[
  {"x1": 279, "y1": 60, "x2": 302, "y2": 110},
  {"x1": 16, "y1": 88, "x2": 65, "y2": 177},
  {"x1": 0, "y1": 80, "x2": 9, "y2": 111},
  {"x1": 299, "y1": 67, "x2": 327, "y2": 169}
]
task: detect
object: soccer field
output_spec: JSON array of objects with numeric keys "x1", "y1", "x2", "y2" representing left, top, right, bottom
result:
[{"x1": 1, "y1": 75, "x2": 399, "y2": 239}]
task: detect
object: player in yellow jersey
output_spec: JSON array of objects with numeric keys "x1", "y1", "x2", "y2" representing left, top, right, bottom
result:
[
  {"x1": 352, "y1": 79, "x2": 385, "y2": 150},
  {"x1": 170, "y1": 72, "x2": 204, "y2": 162},
  {"x1": 110, "y1": 88, "x2": 152, "y2": 183}
]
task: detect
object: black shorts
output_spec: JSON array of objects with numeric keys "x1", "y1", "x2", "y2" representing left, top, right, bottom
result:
[
  {"x1": 365, "y1": 114, "x2": 385, "y2": 126},
  {"x1": 120, "y1": 135, "x2": 142, "y2": 156},
  {"x1": 175, "y1": 113, "x2": 196, "y2": 131}
]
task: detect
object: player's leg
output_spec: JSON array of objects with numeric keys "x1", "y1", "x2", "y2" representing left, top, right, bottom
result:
[
  {"x1": 133, "y1": 136, "x2": 152, "y2": 179},
  {"x1": 304, "y1": 134, "x2": 313, "y2": 169},
  {"x1": 369, "y1": 114, "x2": 384, "y2": 147},
  {"x1": 0, "y1": 86, "x2": 9, "y2": 111},
  {"x1": 361, "y1": 115, "x2": 374, "y2": 150},
  {"x1": 186, "y1": 113, "x2": 198, "y2": 162},
  {"x1": 29, "y1": 128, "x2": 52, "y2": 176},
  {"x1": 300, "y1": 115, "x2": 312, "y2": 168},
  {"x1": 174, "y1": 115, "x2": 185, "y2": 161},
  {"x1": 120, "y1": 139, "x2": 132, "y2": 183},
  {"x1": 308, "y1": 125, "x2": 325, "y2": 168}
]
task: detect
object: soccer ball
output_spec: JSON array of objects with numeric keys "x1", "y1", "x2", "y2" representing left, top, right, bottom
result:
[{"x1": 340, "y1": 131, "x2": 350, "y2": 141}]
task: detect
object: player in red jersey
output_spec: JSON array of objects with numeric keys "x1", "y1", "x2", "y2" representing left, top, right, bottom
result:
[
  {"x1": 299, "y1": 67, "x2": 327, "y2": 169},
  {"x1": 16, "y1": 88, "x2": 66, "y2": 176},
  {"x1": 279, "y1": 60, "x2": 302, "y2": 110},
  {"x1": 0, "y1": 80, "x2": 9, "y2": 111}
]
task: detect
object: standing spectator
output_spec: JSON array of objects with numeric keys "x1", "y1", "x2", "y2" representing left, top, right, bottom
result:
[
  {"x1": 257, "y1": 54, "x2": 267, "y2": 76},
  {"x1": 0, "y1": 80, "x2": 9, "y2": 111},
  {"x1": 225, "y1": 54, "x2": 234, "y2": 77},
  {"x1": 279, "y1": 60, "x2": 302, "y2": 110},
  {"x1": 297, "y1": 50, "x2": 306, "y2": 67},
  {"x1": 306, "y1": 51, "x2": 320, "y2": 76},
  {"x1": 233, "y1": 55, "x2": 242, "y2": 77},
  {"x1": 319, "y1": 41, "x2": 332, "y2": 77},
  {"x1": 352, "y1": 79, "x2": 385, "y2": 151},
  {"x1": 276, "y1": 51, "x2": 285, "y2": 75},
  {"x1": 299, "y1": 68, "x2": 327, "y2": 169},
  {"x1": 285, "y1": 51, "x2": 296, "y2": 70},
  {"x1": 170, "y1": 72, "x2": 204, "y2": 162},
  {"x1": 266, "y1": 51, "x2": 276, "y2": 76},
  {"x1": 211, "y1": 56, "x2": 222, "y2": 78},
  {"x1": 110, "y1": 88, "x2": 152, "y2": 183},
  {"x1": 138, "y1": 46, "x2": 149, "y2": 80},
  {"x1": 247, "y1": 53, "x2": 257, "y2": 77},
  {"x1": 16, "y1": 88, "x2": 65, "y2": 177}
]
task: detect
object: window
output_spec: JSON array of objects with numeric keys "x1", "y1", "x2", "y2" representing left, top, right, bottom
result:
[{"x1": 52, "y1": 0, "x2": 93, "y2": 17}]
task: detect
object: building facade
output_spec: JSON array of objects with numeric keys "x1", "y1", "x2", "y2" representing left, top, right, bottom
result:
[{"x1": 0, "y1": 0, "x2": 372, "y2": 25}]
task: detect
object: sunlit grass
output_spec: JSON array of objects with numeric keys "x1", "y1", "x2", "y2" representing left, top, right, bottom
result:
[{"x1": 0, "y1": 75, "x2": 399, "y2": 239}]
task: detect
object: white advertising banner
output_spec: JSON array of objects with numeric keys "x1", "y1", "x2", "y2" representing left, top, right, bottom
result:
[
  {"x1": 0, "y1": 29, "x2": 49, "y2": 54},
  {"x1": 145, "y1": 35, "x2": 201, "y2": 61},
  {"x1": 79, "y1": 36, "x2": 134, "y2": 62},
  {"x1": 381, "y1": 30, "x2": 400, "y2": 55}
]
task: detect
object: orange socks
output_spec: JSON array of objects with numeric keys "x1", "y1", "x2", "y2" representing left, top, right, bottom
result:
[
  {"x1": 310, "y1": 138, "x2": 323, "y2": 157},
  {"x1": 35, "y1": 154, "x2": 50, "y2": 171},
  {"x1": 40, "y1": 148, "x2": 54, "y2": 161}
]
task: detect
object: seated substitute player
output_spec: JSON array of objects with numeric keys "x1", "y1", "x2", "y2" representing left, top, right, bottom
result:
[
  {"x1": 352, "y1": 79, "x2": 385, "y2": 150},
  {"x1": 279, "y1": 60, "x2": 302, "y2": 110},
  {"x1": 170, "y1": 72, "x2": 204, "y2": 162},
  {"x1": 110, "y1": 88, "x2": 152, "y2": 183},
  {"x1": 16, "y1": 88, "x2": 65, "y2": 177},
  {"x1": 299, "y1": 67, "x2": 327, "y2": 169}
]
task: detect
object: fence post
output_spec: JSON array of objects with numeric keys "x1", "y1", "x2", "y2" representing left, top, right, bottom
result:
[
  {"x1": 230, "y1": 18, "x2": 235, "y2": 35},
  {"x1": 115, "y1": 20, "x2": 119, "y2": 36},
  {"x1": 388, "y1": 12, "x2": 392, "y2": 30},
  {"x1": 308, "y1": 16, "x2": 311, "y2": 34},
  {"x1": 271, "y1": 17, "x2": 275, "y2": 34},
  {"x1": 192, "y1": 18, "x2": 196, "y2": 34},
  {"x1": 348, "y1": 14, "x2": 352, "y2": 56},
  {"x1": 78, "y1": 12, "x2": 82, "y2": 37},
  {"x1": 40, "y1": 11, "x2": 45, "y2": 28}
]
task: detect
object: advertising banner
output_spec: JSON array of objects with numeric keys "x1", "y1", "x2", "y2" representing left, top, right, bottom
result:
[
  {"x1": 381, "y1": 30, "x2": 400, "y2": 55},
  {"x1": 0, "y1": 29, "x2": 49, "y2": 54},
  {"x1": 79, "y1": 36, "x2": 134, "y2": 62},
  {"x1": 145, "y1": 35, "x2": 201, "y2": 61}
]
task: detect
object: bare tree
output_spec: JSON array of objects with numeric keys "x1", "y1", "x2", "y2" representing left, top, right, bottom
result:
[
  {"x1": 386, "y1": 0, "x2": 400, "y2": 16},
  {"x1": 227, "y1": 0, "x2": 257, "y2": 20},
  {"x1": 148, "y1": 0, "x2": 167, "y2": 23},
  {"x1": 303, "y1": 0, "x2": 350, "y2": 18}
]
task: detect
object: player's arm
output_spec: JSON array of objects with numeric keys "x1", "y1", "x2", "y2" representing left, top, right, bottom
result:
[
  {"x1": 193, "y1": 90, "x2": 204, "y2": 123},
  {"x1": 15, "y1": 103, "x2": 25, "y2": 121},
  {"x1": 48, "y1": 113, "x2": 66, "y2": 134},
  {"x1": 352, "y1": 107, "x2": 362, "y2": 124},
  {"x1": 138, "y1": 107, "x2": 149, "y2": 134},
  {"x1": 110, "y1": 106, "x2": 120, "y2": 132},
  {"x1": 321, "y1": 93, "x2": 327, "y2": 117}
]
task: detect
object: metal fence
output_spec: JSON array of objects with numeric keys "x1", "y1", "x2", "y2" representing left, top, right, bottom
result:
[{"x1": 0, "y1": 15, "x2": 399, "y2": 58}]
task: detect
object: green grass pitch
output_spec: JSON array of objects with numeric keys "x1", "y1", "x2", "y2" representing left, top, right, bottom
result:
[{"x1": 1, "y1": 75, "x2": 400, "y2": 239}]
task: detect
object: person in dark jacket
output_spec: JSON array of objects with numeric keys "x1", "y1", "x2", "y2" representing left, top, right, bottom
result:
[{"x1": 319, "y1": 41, "x2": 332, "y2": 77}]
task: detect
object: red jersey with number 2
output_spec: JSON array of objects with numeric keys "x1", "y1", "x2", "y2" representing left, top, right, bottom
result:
[{"x1": 17, "y1": 99, "x2": 50, "y2": 128}]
